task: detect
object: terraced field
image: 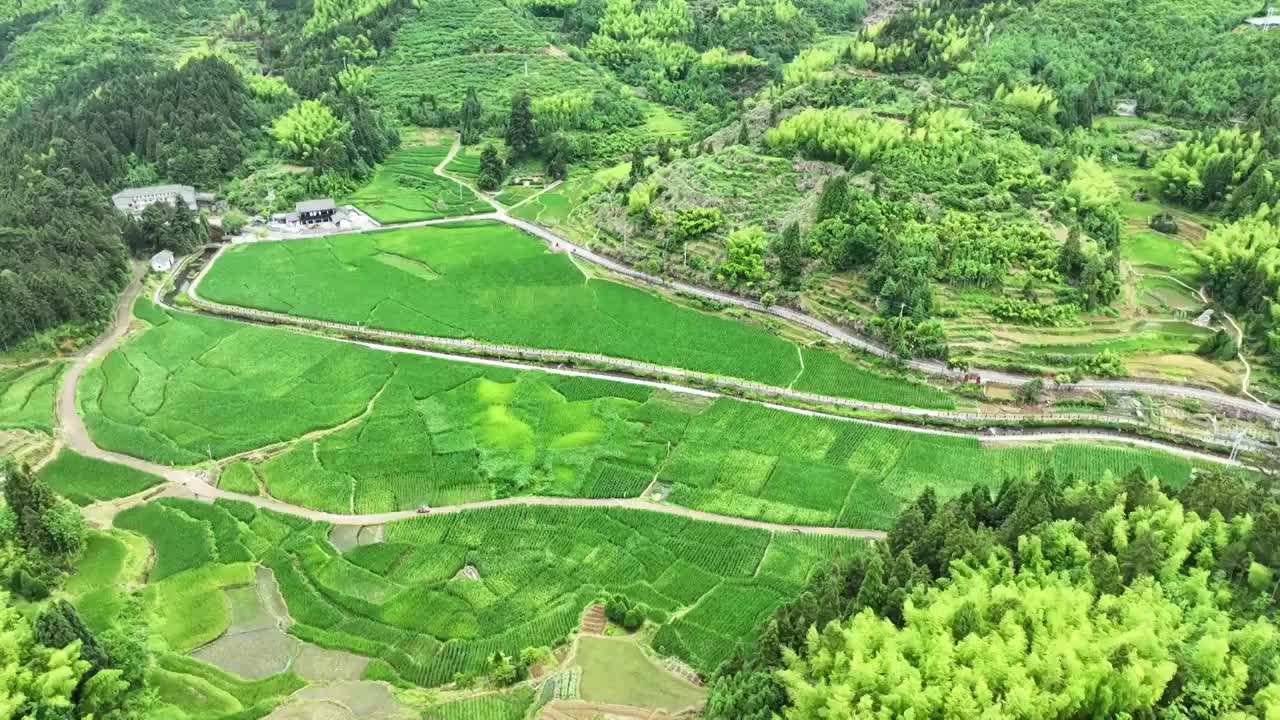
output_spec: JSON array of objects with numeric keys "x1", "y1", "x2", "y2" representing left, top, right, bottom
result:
[
  {"x1": 197, "y1": 221, "x2": 955, "y2": 408},
  {"x1": 81, "y1": 307, "x2": 1205, "y2": 527},
  {"x1": 369, "y1": 0, "x2": 616, "y2": 112},
  {"x1": 0, "y1": 360, "x2": 64, "y2": 431},
  {"x1": 39, "y1": 448, "x2": 163, "y2": 505},
  {"x1": 342, "y1": 143, "x2": 493, "y2": 224},
  {"x1": 111, "y1": 497, "x2": 860, "y2": 685}
]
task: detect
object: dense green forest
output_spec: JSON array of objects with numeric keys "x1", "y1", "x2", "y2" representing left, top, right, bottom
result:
[
  {"x1": 0, "y1": 0, "x2": 404, "y2": 351},
  {"x1": 704, "y1": 468, "x2": 1280, "y2": 718}
]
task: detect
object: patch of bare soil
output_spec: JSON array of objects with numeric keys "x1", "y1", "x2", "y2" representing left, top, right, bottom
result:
[
  {"x1": 292, "y1": 646, "x2": 371, "y2": 684},
  {"x1": 453, "y1": 564, "x2": 481, "y2": 581},
  {"x1": 268, "y1": 682, "x2": 415, "y2": 720}
]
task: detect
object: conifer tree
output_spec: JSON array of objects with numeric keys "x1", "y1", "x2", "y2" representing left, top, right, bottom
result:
[
  {"x1": 460, "y1": 88, "x2": 483, "y2": 145},
  {"x1": 506, "y1": 91, "x2": 538, "y2": 158}
]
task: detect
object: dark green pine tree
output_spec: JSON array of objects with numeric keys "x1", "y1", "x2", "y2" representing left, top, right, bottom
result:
[
  {"x1": 774, "y1": 221, "x2": 805, "y2": 287},
  {"x1": 505, "y1": 91, "x2": 538, "y2": 158},
  {"x1": 477, "y1": 144, "x2": 505, "y2": 191},
  {"x1": 460, "y1": 88, "x2": 483, "y2": 145},
  {"x1": 35, "y1": 600, "x2": 112, "y2": 673},
  {"x1": 815, "y1": 175, "x2": 849, "y2": 221},
  {"x1": 628, "y1": 148, "x2": 647, "y2": 186}
]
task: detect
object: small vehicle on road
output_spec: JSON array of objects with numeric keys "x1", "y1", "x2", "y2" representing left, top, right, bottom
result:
[{"x1": 415, "y1": 505, "x2": 431, "y2": 514}]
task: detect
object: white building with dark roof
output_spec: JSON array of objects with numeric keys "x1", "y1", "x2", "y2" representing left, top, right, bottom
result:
[
  {"x1": 112, "y1": 185, "x2": 198, "y2": 215},
  {"x1": 295, "y1": 198, "x2": 336, "y2": 224}
]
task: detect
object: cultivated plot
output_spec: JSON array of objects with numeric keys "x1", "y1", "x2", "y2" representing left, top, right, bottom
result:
[
  {"x1": 39, "y1": 448, "x2": 163, "y2": 505},
  {"x1": 343, "y1": 144, "x2": 492, "y2": 224},
  {"x1": 78, "y1": 309, "x2": 1207, "y2": 527},
  {"x1": 112, "y1": 498, "x2": 863, "y2": 685},
  {"x1": 197, "y1": 220, "x2": 954, "y2": 408},
  {"x1": 0, "y1": 360, "x2": 63, "y2": 432},
  {"x1": 368, "y1": 0, "x2": 615, "y2": 111}
]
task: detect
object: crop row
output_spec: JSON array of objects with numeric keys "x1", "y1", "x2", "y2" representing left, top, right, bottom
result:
[
  {"x1": 92, "y1": 309, "x2": 1207, "y2": 533},
  {"x1": 113, "y1": 498, "x2": 857, "y2": 687}
]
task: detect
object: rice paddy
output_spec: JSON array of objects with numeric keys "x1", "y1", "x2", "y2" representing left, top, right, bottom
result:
[
  {"x1": 82, "y1": 309, "x2": 1208, "y2": 527},
  {"x1": 110, "y1": 497, "x2": 864, "y2": 686},
  {"x1": 197, "y1": 220, "x2": 954, "y2": 408},
  {"x1": 38, "y1": 448, "x2": 163, "y2": 505},
  {"x1": 0, "y1": 360, "x2": 63, "y2": 432}
]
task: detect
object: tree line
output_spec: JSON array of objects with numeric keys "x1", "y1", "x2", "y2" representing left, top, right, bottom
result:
[
  {"x1": 2, "y1": 461, "x2": 152, "y2": 719},
  {"x1": 704, "y1": 467, "x2": 1280, "y2": 718}
]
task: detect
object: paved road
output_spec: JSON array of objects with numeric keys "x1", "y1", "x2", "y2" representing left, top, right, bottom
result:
[
  {"x1": 177, "y1": 261, "x2": 1256, "y2": 467},
  {"x1": 502, "y1": 214, "x2": 1280, "y2": 421},
  {"x1": 224, "y1": 171, "x2": 1280, "y2": 422}
]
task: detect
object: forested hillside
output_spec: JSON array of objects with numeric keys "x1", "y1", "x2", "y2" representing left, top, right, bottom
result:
[
  {"x1": 704, "y1": 469, "x2": 1280, "y2": 718},
  {"x1": 0, "y1": 0, "x2": 402, "y2": 351}
]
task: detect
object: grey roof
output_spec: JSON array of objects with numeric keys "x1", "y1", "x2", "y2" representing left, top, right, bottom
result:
[
  {"x1": 296, "y1": 198, "x2": 336, "y2": 213},
  {"x1": 1246, "y1": 15, "x2": 1280, "y2": 25},
  {"x1": 112, "y1": 184, "x2": 197, "y2": 211},
  {"x1": 150, "y1": 250, "x2": 175, "y2": 268}
]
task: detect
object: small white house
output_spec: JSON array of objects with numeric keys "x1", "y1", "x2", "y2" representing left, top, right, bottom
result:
[{"x1": 150, "y1": 250, "x2": 175, "y2": 273}]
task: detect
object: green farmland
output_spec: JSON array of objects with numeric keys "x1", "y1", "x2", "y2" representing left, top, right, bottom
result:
[
  {"x1": 0, "y1": 360, "x2": 63, "y2": 431},
  {"x1": 38, "y1": 448, "x2": 163, "y2": 505},
  {"x1": 342, "y1": 143, "x2": 493, "y2": 224},
  {"x1": 197, "y1": 220, "x2": 954, "y2": 409},
  {"x1": 111, "y1": 497, "x2": 862, "y2": 684},
  {"x1": 369, "y1": 0, "x2": 617, "y2": 112},
  {"x1": 82, "y1": 308, "x2": 1204, "y2": 527}
]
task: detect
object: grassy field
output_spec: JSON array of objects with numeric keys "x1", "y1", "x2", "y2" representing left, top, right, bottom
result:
[
  {"x1": 342, "y1": 143, "x2": 492, "y2": 224},
  {"x1": 369, "y1": 0, "x2": 616, "y2": 112},
  {"x1": 67, "y1": 528, "x2": 151, "y2": 631},
  {"x1": 110, "y1": 497, "x2": 866, "y2": 684},
  {"x1": 197, "y1": 220, "x2": 954, "y2": 408},
  {"x1": 38, "y1": 448, "x2": 163, "y2": 505},
  {"x1": 0, "y1": 360, "x2": 64, "y2": 432},
  {"x1": 82, "y1": 309, "x2": 1210, "y2": 527},
  {"x1": 576, "y1": 636, "x2": 705, "y2": 711}
]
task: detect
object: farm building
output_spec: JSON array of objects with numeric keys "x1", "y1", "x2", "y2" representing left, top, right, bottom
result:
[
  {"x1": 296, "y1": 198, "x2": 336, "y2": 224},
  {"x1": 149, "y1": 250, "x2": 174, "y2": 273},
  {"x1": 1245, "y1": 14, "x2": 1280, "y2": 29},
  {"x1": 112, "y1": 184, "x2": 198, "y2": 215}
]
